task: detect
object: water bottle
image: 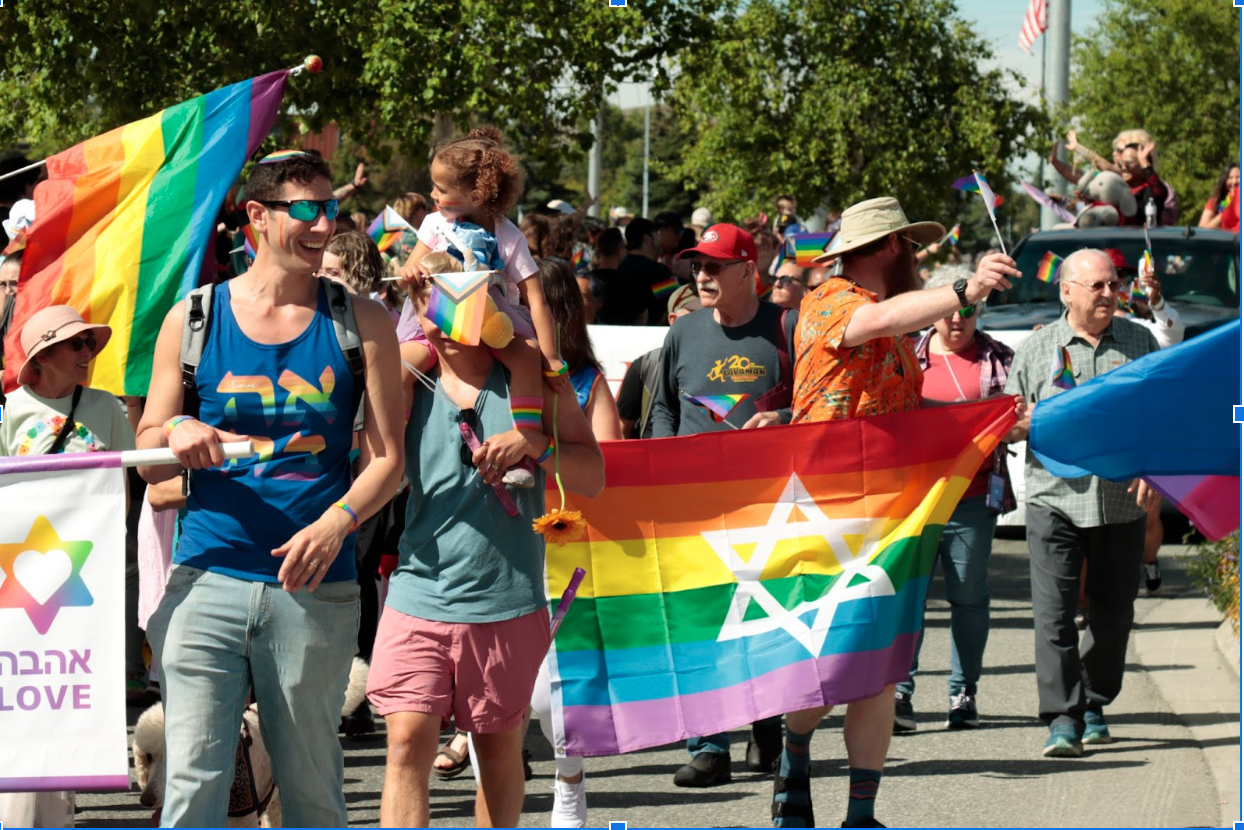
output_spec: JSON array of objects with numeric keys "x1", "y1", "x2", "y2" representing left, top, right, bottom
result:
[{"x1": 1145, "y1": 197, "x2": 1157, "y2": 228}]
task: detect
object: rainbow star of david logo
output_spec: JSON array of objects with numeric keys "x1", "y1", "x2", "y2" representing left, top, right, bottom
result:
[{"x1": 0, "y1": 516, "x2": 94, "y2": 634}]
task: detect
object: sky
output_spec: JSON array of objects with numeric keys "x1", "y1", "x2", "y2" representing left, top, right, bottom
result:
[{"x1": 614, "y1": 0, "x2": 1109, "y2": 110}]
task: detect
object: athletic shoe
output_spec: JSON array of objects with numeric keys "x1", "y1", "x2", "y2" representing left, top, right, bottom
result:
[
  {"x1": 673, "y1": 752, "x2": 731, "y2": 787},
  {"x1": 1042, "y1": 724, "x2": 1083, "y2": 758},
  {"x1": 1144, "y1": 561, "x2": 1162, "y2": 595},
  {"x1": 893, "y1": 691, "x2": 917, "y2": 732},
  {"x1": 551, "y1": 776, "x2": 587, "y2": 828},
  {"x1": 1083, "y1": 709, "x2": 1113, "y2": 745},
  {"x1": 841, "y1": 818, "x2": 887, "y2": 827},
  {"x1": 946, "y1": 691, "x2": 980, "y2": 729}
]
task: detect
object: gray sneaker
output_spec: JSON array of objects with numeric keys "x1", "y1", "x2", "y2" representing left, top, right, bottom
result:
[
  {"x1": 893, "y1": 691, "x2": 917, "y2": 732},
  {"x1": 946, "y1": 691, "x2": 979, "y2": 729}
]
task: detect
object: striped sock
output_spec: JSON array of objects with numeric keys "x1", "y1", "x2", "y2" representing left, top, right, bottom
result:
[
  {"x1": 773, "y1": 724, "x2": 815, "y2": 828},
  {"x1": 846, "y1": 767, "x2": 882, "y2": 824}
]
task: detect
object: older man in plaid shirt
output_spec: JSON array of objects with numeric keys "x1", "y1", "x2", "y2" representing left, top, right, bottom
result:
[{"x1": 1005, "y1": 248, "x2": 1160, "y2": 759}]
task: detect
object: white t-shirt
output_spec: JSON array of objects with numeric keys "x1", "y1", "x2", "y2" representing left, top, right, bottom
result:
[
  {"x1": 416, "y1": 213, "x2": 538, "y2": 307},
  {"x1": 0, "y1": 385, "x2": 136, "y2": 457}
]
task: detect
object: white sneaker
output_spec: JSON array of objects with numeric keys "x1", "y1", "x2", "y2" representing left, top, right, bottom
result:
[{"x1": 551, "y1": 776, "x2": 587, "y2": 828}]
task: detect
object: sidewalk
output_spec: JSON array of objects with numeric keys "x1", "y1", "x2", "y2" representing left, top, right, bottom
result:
[{"x1": 1131, "y1": 544, "x2": 1241, "y2": 829}]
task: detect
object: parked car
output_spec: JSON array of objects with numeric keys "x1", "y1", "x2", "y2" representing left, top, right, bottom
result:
[{"x1": 976, "y1": 226, "x2": 1240, "y2": 526}]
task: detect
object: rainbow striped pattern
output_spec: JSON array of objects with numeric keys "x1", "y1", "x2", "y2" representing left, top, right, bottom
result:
[
  {"x1": 1051, "y1": 345, "x2": 1075, "y2": 390},
  {"x1": 786, "y1": 232, "x2": 835, "y2": 266},
  {"x1": 682, "y1": 392, "x2": 749, "y2": 423},
  {"x1": 511, "y1": 396, "x2": 544, "y2": 431},
  {"x1": 946, "y1": 224, "x2": 961, "y2": 246},
  {"x1": 3, "y1": 69, "x2": 289, "y2": 395},
  {"x1": 368, "y1": 206, "x2": 413, "y2": 254},
  {"x1": 258, "y1": 149, "x2": 309, "y2": 164},
  {"x1": 651, "y1": 276, "x2": 679, "y2": 298},
  {"x1": 242, "y1": 223, "x2": 259, "y2": 259},
  {"x1": 427, "y1": 269, "x2": 492, "y2": 346},
  {"x1": 951, "y1": 173, "x2": 1004, "y2": 208},
  {"x1": 545, "y1": 398, "x2": 1016, "y2": 756},
  {"x1": 1035, "y1": 251, "x2": 1061, "y2": 284}
]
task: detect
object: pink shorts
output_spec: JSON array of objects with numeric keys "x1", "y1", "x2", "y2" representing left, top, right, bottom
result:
[{"x1": 366, "y1": 606, "x2": 551, "y2": 733}]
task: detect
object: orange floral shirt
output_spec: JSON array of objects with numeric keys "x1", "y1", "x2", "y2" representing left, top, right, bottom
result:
[{"x1": 792, "y1": 277, "x2": 922, "y2": 423}]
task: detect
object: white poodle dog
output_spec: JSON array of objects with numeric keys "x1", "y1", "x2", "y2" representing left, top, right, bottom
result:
[{"x1": 132, "y1": 657, "x2": 370, "y2": 828}]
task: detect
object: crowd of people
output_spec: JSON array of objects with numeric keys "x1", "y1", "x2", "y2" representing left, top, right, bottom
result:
[{"x1": 0, "y1": 117, "x2": 1227, "y2": 829}]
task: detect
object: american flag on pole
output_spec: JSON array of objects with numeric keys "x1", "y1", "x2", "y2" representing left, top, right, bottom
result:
[{"x1": 1019, "y1": 0, "x2": 1048, "y2": 53}]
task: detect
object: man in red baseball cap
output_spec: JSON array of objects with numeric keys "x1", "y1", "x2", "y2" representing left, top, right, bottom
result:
[{"x1": 649, "y1": 222, "x2": 797, "y2": 787}]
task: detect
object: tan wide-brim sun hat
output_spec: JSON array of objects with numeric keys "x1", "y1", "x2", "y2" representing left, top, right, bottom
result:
[
  {"x1": 812, "y1": 197, "x2": 945, "y2": 265},
  {"x1": 18, "y1": 305, "x2": 112, "y2": 386}
]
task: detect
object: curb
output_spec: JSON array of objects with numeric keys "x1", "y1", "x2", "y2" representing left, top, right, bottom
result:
[
  {"x1": 1133, "y1": 592, "x2": 1240, "y2": 829},
  {"x1": 1216, "y1": 618, "x2": 1240, "y2": 676}
]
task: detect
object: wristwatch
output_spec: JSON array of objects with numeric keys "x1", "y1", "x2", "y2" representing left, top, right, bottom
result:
[{"x1": 952, "y1": 278, "x2": 971, "y2": 308}]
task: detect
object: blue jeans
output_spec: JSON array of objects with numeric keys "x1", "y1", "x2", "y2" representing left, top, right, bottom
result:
[
  {"x1": 897, "y1": 494, "x2": 998, "y2": 698},
  {"x1": 688, "y1": 715, "x2": 782, "y2": 756},
  {"x1": 147, "y1": 566, "x2": 360, "y2": 828}
]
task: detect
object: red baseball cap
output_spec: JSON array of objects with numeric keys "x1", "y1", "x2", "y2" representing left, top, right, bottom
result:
[
  {"x1": 678, "y1": 223, "x2": 758, "y2": 263},
  {"x1": 1103, "y1": 248, "x2": 1137, "y2": 275}
]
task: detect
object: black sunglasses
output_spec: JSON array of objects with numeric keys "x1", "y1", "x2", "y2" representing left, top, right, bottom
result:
[
  {"x1": 457, "y1": 408, "x2": 479, "y2": 467},
  {"x1": 257, "y1": 199, "x2": 340, "y2": 222},
  {"x1": 65, "y1": 334, "x2": 98, "y2": 352},
  {"x1": 691, "y1": 260, "x2": 747, "y2": 277}
]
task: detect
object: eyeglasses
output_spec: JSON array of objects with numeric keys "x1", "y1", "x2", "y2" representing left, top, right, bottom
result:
[
  {"x1": 691, "y1": 260, "x2": 746, "y2": 277},
  {"x1": 257, "y1": 199, "x2": 340, "y2": 222},
  {"x1": 65, "y1": 334, "x2": 98, "y2": 353},
  {"x1": 772, "y1": 276, "x2": 806, "y2": 289},
  {"x1": 904, "y1": 236, "x2": 922, "y2": 252},
  {"x1": 945, "y1": 305, "x2": 977, "y2": 321},
  {"x1": 1067, "y1": 279, "x2": 1123, "y2": 294},
  {"x1": 0, "y1": 280, "x2": 16, "y2": 293},
  {"x1": 457, "y1": 408, "x2": 479, "y2": 467}
]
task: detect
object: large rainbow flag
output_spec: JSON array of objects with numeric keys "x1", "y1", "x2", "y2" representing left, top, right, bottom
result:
[
  {"x1": 545, "y1": 397, "x2": 1016, "y2": 756},
  {"x1": 4, "y1": 69, "x2": 290, "y2": 395}
]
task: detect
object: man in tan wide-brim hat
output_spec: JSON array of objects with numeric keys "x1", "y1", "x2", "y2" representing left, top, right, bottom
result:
[{"x1": 767, "y1": 197, "x2": 1025, "y2": 829}]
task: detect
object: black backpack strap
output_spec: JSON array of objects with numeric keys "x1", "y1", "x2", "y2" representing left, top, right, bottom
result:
[
  {"x1": 180, "y1": 284, "x2": 214, "y2": 419},
  {"x1": 320, "y1": 277, "x2": 366, "y2": 432},
  {"x1": 636, "y1": 348, "x2": 663, "y2": 440},
  {"x1": 776, "y1": 308, "x2": 793, "y2": 383}
]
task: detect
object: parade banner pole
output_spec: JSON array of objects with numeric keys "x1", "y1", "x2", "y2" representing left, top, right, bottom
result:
[{"x1": 0, "y1": 442, "x2": 254, "y2": 476}]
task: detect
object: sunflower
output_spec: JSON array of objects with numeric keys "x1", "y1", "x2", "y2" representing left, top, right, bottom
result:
[{"x1": 532, "y1": 508, "x2": 587, "y2": 545}]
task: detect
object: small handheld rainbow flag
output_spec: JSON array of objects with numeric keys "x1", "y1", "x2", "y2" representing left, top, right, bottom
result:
[
  {"x1": 784, "y1": 232, "x2": 836, "y2": 266},
  {"x1": 427, "y1": 270, "x2": 494, "y2": 346},
  {"x1": 754, "y1": 272, "x2": 772, "y2": 299},
  {"x1": 1130, "y1": 278, "x2": 1147, "y2": 305},
  {"x1": 682, "y1": 392, "x2": 749, "y2": 425},
  {"x1": 1050, "y1": 345, "x2": 1075, "y2": 390},
  {"x1": 946, "y1": 224, "x2": 961, "y2": 246},
  {"x1": 1035, "y1": 251, "x2": 1061, "y2": 284},
  {"x1": 368, "y1": 206, "x2": 414, "y2": 254},
  {"x1": 651, "y1": 276, "x2": 679, "y2": 298},
  {"x1": 952, "y1": 174, "x2": 1004, "y2": 208}
]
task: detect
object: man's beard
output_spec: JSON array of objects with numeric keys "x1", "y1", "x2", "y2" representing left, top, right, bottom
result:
[{"x1": 883, "y1": 248, "x2": 921, "y2": 297}]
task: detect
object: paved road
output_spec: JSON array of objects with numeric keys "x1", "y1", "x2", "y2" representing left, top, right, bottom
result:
[{"x1": 76, "y1": 540, "x2": 1228, "y2": 828}]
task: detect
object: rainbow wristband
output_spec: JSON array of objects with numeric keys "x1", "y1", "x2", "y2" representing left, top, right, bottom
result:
[
  {"x1": 334, "y1": 501, "x2": 359, "y2": 533},
  {"x1": 511, "y1": 396, "x2": 544, "y2": 431},
  {"x1": 165, "y1": 415, "x2": 196, "y2": 437},
  {"x1": 534, "y1": 435, "x2": 555, "y2": 466},
  {"x1": 543, "y1": 362, "x2": 569, "y2": 379}
]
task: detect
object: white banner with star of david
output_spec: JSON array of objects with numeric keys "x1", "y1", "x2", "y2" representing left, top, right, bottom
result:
[{"x1": 0, "y1": 467, "x2": 129, "y2": 792}]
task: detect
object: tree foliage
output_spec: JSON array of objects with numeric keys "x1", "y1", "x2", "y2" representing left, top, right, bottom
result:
[
  {"x1": 666, "y1": 0, "x2": 1047, "y2": 225},
  {"x1": 0, "y1": 0, "x2": 714, "y2": 164},
  {"x1": 1069, "y1": 0, "x2": 1240, "y2": 226}
]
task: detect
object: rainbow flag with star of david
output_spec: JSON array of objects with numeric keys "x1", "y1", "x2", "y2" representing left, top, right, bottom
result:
[{"x1": 544, "y1": 397, "x2": 1016, "y2": 756}]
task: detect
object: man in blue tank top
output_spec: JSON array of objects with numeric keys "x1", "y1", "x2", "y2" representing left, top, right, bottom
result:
[
  {"x1": 366, "y1": 276, "x2": 605, "y2": 828},
  {"x1": 136, "y1": 152, "x2": 405, "y2": 828}
]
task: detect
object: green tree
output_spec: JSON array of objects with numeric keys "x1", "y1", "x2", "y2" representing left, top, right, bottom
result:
[
  {"x1": 0, "y1": 1, "x2": 717, "y2": 165},
  {"x1": 666, "y1": 0, "x2": 1047, "y2": 225},
  {"x1": 1069, "y1": 0, "x2": 1240, "y2": 225}
]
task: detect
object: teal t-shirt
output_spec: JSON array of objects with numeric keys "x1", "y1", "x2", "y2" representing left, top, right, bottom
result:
[{"x1": 388, "y1": 363, "x2": 546, "y2": 623}]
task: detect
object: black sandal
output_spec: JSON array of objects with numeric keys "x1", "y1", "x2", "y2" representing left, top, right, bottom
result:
[
  {"x1": 771, "y1": 766, "x2": 815, "y2": 828},
  {"x1": 432, "y1": 731, "x2": 471, "y2": 779}
]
